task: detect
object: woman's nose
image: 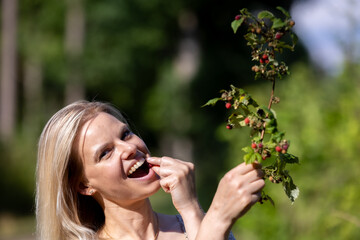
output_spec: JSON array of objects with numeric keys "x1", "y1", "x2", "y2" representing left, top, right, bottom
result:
[{"x1": 117, "y1": 141, "x2": 137, "y2": 160}]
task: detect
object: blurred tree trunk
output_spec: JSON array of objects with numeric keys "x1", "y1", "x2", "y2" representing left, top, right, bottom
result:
[
  {"x1": 0, "y1": 0, "x2": 18, "y2": 141},
  {"x1": 64, "y1": 0, "x2": 85, "y2": 104},
  {"x1": 23, "y1": 57, "x2": 43, "y2": 135}
]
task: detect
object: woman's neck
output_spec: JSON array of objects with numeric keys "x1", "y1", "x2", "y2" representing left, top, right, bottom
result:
[{"x1": 99, "y1": 198, "x2": 159, "y2": 240}]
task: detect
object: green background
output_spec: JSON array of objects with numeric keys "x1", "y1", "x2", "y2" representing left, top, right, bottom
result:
[{"x1": 0, "y1": 0, "x2": 359, "y2": 239}]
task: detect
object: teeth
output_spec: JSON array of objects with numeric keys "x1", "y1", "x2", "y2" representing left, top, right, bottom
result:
[{"x1": 128, "y1": 159, "x2": 145, "y2": 175}]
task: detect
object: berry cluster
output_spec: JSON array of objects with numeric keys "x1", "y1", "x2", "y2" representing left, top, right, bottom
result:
[
  {"x1": 275, "y1": 140, "x2": 289, "y2": 154},
  {"x1": 204, "y1": 7, "x2": 300, "y2": 204}
]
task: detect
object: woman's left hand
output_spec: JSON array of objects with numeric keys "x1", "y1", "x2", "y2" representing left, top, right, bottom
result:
[{"x1": 146, "y1": 156, "x2": 200, "y2": 213}]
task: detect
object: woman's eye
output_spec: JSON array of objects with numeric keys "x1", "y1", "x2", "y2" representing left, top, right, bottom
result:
[
  {"x1": 99, "y1": 148, "x2": 112, "y2": 160},
  {"x1": 122, "y1": 129, "x2": 133, "y2": 140}
]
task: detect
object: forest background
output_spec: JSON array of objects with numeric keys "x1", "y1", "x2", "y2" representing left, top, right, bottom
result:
[{"x1": 0, "y1": 0, "x2": 359, "y2": 239}]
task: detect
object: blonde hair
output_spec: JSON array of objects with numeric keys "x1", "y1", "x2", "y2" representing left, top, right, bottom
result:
[{"x1": 36, "y1": 100, "x2": 127, "y2": 240}]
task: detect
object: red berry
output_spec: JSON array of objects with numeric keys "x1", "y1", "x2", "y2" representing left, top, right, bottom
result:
[
  {"x1": 275, "y1": 32, "x2": 283, "y2": 39},
  {"x1": 275, "y1": 146, "x2": 282, "y2": 152},
  {"x1": 258, "y1": 143, "x2": 263, "y2": 148},
  {"x1": 226, "y1": 125, "x2": 232, "y2": 130},
  {"x1": 244, "y1": 117, "x2": 250, "y2": 125},
  {"x1": 225, "y1": 102, "x2": 232, "y2": 109},
  {"x1": 260, "y1": 58, "x2": 264, "y2": 64},
  {"x1": 262, "y1": 54, "x2": 268, "y2": 60},
  {"x1": 235, "y1": 15, "x2": 241, "y2": 20},
  {"x1": 265, "y1": 59, "x2": 269, "y2": 64},
  {"x1": 262, "y1": 156, "x2": 267, "y2": 160},
  {"x1": 282, "y1": 144, "x2": 289, "y2": 150},
  {"x1": 251, "y1": 143, "x2": 257, "y2": 149}
]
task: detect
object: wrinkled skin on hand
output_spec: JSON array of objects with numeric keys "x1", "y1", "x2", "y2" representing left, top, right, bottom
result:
[
  {"x1": 147, "y1": 156, "x2": 199, "y2": 213},
  {"x1": 210, "y1": 162, "x2": 265, "y2": 225}
]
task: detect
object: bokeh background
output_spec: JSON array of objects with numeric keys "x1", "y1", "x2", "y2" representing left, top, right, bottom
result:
[{"x1": 0, "y1": 0, "x2": 359, "y2": 239}]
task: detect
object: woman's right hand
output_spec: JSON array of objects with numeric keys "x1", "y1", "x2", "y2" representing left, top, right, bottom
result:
[{"x1": 197, "y1": 162, "x2": 265, "y2": 239}]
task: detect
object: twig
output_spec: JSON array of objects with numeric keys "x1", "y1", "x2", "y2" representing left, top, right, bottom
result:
[{"x1": 260, "y1": 79, "x2": 276, "y2": 141}]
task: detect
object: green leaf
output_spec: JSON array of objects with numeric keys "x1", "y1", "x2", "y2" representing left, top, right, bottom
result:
[
  {"x1": 278, "y1": 42, "x2": 295, "y2": 51},
  {"x1": 257, "y1": 10, "x2": 274, "y2": 20},
  {"x1": 244, "y1": 32, "x2": 258, "y2": 44},
  {"x1": 252, "y1": 136, "x2": 261, "y2": 142},
  {"x1": 255, "y1": 153, "x2": 262, "y2": 162},
  {"x1": 271, "y1": 131, "x2": 285, "y2": 143},
  {"x1": 242, "y1": 146, "x2": 253, "y2": 153},
  {"x1": 280, "y1": 153, "x2": 299, "y2": 164},
  {"x1": 231, "y1": 18, "x2": 244, "y2": 34},
  {"x1": 291, "y1": 32, "x2": 298, "y2": 46},
  {"x1": 283, "y1": 176, "x2": 299, "y2": 203},
  {"x1": 276, "y1": 6, "x2": 290, "y2": 18},
  {"x1": 244, "y1": 152, "x2": 253, "y2": 164},
  {"x1": 202, "y1": 98, "x2": 222, "y2": 107},
  {"x1": 264, "y1": 142, "x2": 277, "y2": 149},
  {"x1": 249, "y1": 152, "x2": 257, "y2": 163},
  {"x1": 272, "y1": 18, "x2": 287, "y2": 29},
  {"x1": 265, "y1": 126, "x2": 276, "y2": 134}
]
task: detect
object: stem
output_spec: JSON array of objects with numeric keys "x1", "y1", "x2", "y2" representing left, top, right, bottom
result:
[
  {"x1": 268, "y1": 79, "x2": 276, "y2": 110},
  {"x1": 260, "y1": 79, "x2": 276, "y2": 141}
]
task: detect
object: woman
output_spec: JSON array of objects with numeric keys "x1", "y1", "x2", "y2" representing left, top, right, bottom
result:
[{"x1": 36, "y1": 100, "x2": 264, "y2": 239}]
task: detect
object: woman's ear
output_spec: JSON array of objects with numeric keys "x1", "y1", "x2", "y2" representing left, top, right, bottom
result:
[{"x1": 77, "y1": 181, "x2": 95, "y2": 196}]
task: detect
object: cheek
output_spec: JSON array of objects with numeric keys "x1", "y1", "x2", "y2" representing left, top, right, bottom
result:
[{"x1": 85, "y1": 162, "x2": 123, "y2": 186}]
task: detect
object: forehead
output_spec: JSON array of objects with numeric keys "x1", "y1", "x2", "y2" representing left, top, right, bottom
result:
[{"x1": 77, "y1": 113, "x2": 125, "y2": 155}]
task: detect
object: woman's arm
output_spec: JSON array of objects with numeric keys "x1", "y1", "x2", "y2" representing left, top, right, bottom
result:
[{"x1": 196, "y1": 162, "x2": 265, "y2": 240}]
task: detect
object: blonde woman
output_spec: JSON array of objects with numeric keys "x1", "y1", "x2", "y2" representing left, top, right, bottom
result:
[{"x1": 36, "y1": 100, "x2": 264, "y2": 240}]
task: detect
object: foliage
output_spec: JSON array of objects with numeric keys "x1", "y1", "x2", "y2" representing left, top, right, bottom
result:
[
  {"x1": 204, "y1": 7, "x2": 299, "y2": 203},
  {"x1": 222, "y1": 62, "x2": 360, "y2": 240},
  {"x1": 3, "y1": 0, "x2": 360, "y2": 239}
]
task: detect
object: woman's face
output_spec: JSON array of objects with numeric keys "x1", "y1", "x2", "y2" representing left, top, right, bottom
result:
[{"x1": 76, "y1": 112, "x2": 160, "y2": 205}]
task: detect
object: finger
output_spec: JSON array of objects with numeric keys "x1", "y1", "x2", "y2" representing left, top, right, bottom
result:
[
  {"x1": 150, "y1": 163, "x2": 179, "y2": 178},
  {"x1": 231, "y1": 162, "x2": 260, "y2": 175},
  {"x1": 155, "y1": 167, "x2": 175, "y2": 178},
  {"x1": 159, "y1": 156, "x2": 186, "y2": 167},
  {"x1": 151, "y1": 165, "x2": 161, "y2": 176},
  {"x1": 147, "y1": 156, "x2": 181, "y2": 168},
  {"x1": 243, "y1": 169, "x2": 265, "y2": 183},
  {"x1": 247, "y1": 178, "x2": 265, "y2": 194},
  {"x1": 146, "y1": 157, "x2": 162, "y2": 166},
  {"x1": 251, "y1": 191, "x2": 262, "y2": 204},
  {"x1": 159, "y1": 176, "x2": 177, "y2": 193}
]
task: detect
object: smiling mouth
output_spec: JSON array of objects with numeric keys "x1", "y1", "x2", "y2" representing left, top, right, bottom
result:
[{"x1": 127, "y1": 159, "x2": 150, "y2": 178}]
